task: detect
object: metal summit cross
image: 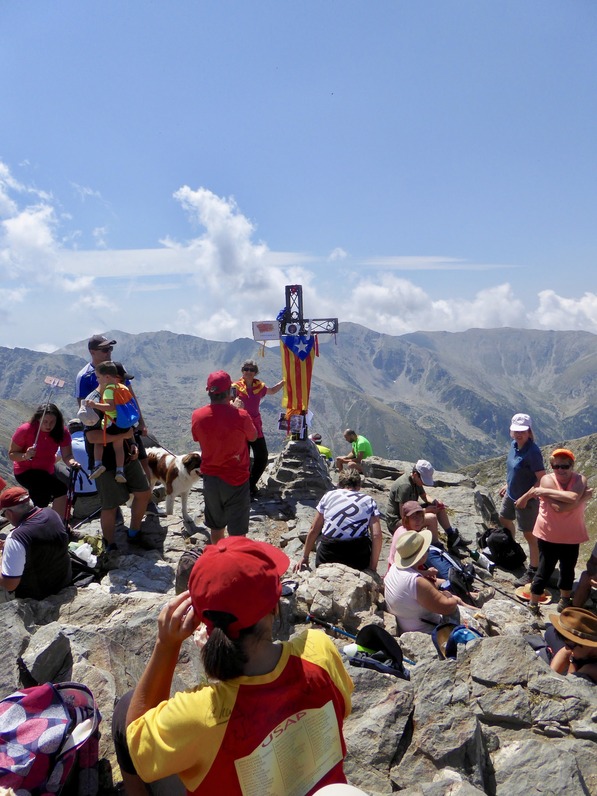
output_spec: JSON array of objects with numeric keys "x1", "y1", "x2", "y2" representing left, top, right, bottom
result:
[
  {"x1": 251, "y1": 284, "x2": 338, "y2": 342},
  {"x1": 278, "y1": 284, "x2": 338, "y2": 338}
]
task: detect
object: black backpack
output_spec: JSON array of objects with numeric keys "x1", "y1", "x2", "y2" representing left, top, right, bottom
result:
[
  {"x1": 477, "y1": 527, "x2": 527, "y2": 571},
  {"x1": 347, "y1": 625, "x2": 410, "y2": 680}
]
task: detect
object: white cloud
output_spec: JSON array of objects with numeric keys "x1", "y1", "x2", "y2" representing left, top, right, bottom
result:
[
  {"x1": 359, "y1": 256, "x2": 517, "y2": 271},
  {"x1": 348, "y1": 278, "x2": 528, "y2": 333},
  {"x1": 92, "y1": 226, "x2": 108, "y2": 248},
  {"x1": 2, "y1": 158, "x2": 597, "y2": 352},
  {"x1": 0, "y1": 204, "x2": 58, "y2": 278},
  {"x1": 531, "y1": 290, "x2": 597, "y2": 333},
  {"x1": 329, "y1": 247, "x2": 348, "y2": 261}
]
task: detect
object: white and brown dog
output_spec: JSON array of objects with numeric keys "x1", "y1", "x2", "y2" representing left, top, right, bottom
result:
[{"x1": 145, "y1": 446, "x2": 202, "y2": 521}]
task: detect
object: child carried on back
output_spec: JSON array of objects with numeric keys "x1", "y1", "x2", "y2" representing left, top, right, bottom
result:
[{"x1": 84, "y1": 361, "x2": 139, "y2": 483}]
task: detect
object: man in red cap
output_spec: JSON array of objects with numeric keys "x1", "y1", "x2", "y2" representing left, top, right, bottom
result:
[
  {"x1": 191, "y1": 371, "x2": 257, "y2": 543},
  {"x1": 0, "y1": 486, "x2": 71, "y2": 599}
]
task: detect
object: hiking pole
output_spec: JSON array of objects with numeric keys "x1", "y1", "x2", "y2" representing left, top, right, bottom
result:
[
  {"x1": 306, "y1": 614, "x2": 357, "y2": 640},
  {"x1": 32, "y1": 376, "x2": 66, "y2": 448},
  {"x1": 470, "y1": 569, "x2": 529, "y2": 608},
  {"x1": 72, "y1": 507, "x2": 102, "y2": 530},
  {"x1": 63, "y1": 468, "x2": 77, "y2": 530}
]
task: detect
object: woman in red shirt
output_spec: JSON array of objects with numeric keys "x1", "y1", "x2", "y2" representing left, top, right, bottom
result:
[{"x1": 9, "y1": 403, "x2": 78, "y2": 518}]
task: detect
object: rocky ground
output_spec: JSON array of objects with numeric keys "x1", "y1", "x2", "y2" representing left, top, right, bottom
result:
[{"x1": 1, "y1": 440, "x2": 596, "y2": 795}]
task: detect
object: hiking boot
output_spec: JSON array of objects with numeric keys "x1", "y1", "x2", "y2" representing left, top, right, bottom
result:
[
  {"x1": 513, "y1": 567, "x2": 537, "y2": 587},
  {"x1": 145, "y1": 501, "x2": 167, "y2": 518},
  {"x1": 557, "y1": 596, "x2": 572, "y2": 613},
  {"x1": 447, "y1": 529, "x2": 468, "y2": 552},
  {"x1": 89, "y1": 464, "x2": 106, "y2": 480},
  {"x1": 528, "y1": 602, "x2": 541, "y2": 617}
]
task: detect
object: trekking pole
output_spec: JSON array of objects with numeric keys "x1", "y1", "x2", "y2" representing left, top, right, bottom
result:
[
  {"x1": 32, "y1": 376, "x2": 66, "y2": 448},
  {"x1": 306, "y1": 614, "x2": 357, "y2": 640},
  {"x1": 470, "y1": 569, "x2": 529, "y2": 607},
  {"x1": 72, "y1": 507, "x2": 102, "y2": 530},
  {"x1": 63, "y1": 468, "x2": 77, "y2": 529}
]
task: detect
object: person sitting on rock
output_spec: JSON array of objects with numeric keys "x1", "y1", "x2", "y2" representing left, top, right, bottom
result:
[
  {"x1": 309, "y1": 432, "x2": 333, "y2": 462},
  {"x1": 117, "y1": 538, "x2": 354, "y2": 794},
  {"x1": 384, "y1": 530, "x2": 468, "y2": 634},
  {"x1": 386, "y1": 502, "x2": 493, "y2": 607},
  {"x1": 335, "y1": 429, "x2": 372, "y2": 473},
  {"x1": 574, "y1": 541, "x2": 597, "y2": 608},
  {"x1": 385, "y1": 459, "x2": 467, "y2": 554},
  {"x1": 548, "y1": 607, "x2": 597, "y2": 684},
  {"x1": 294, "y1": 470, "x2": 382, "y2": 573},
  {"x1": 0, "y1": 486, "x2": 72, "y2": 600}
]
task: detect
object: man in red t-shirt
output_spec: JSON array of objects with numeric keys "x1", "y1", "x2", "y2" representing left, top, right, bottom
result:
[{"x1": 192, "y1": 371, "x2": 257, "y2": 544}]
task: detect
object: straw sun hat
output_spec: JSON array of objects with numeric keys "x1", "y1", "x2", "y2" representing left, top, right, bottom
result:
[{"x1": 393, "y1": 530, "x2": 433, "y2": 569}]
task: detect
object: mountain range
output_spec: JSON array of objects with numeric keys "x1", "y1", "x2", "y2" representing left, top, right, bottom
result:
[{"x1": 1, "y1": 324, "x2": 596, "y2": 483}]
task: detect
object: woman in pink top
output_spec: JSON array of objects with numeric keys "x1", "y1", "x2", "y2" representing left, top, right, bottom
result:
[
  {"x1": 232, "y1": 359, "x2": 284, "y2": 498},
  {"x1": 9, "y1": 403, "x2": 78, "y2": 519},
  {"x1": 517, "y1": 448, "x2": 592, "y2": 614}
]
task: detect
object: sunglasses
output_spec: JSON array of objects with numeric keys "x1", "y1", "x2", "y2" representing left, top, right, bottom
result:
[
  {"x1": 552, "y1": 464, "x2": 572, "y2": 470},
  {"x1": 242, "y1": 367, "x2": 256, "y2": 372}
]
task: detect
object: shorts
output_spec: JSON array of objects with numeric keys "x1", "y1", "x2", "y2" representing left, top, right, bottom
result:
[
  {"x1": 96, "y1": 460, "x2": 150, "y2": 511},
  {"x1": 499, "y1": 494, "x2": 539, "y2": 533},
  {"x1": 202, "y1": 475, "x2": 250, "y2": 535},
  {"x1": 105, "y1": 423, "x2": 132, "y2": 437},
  {"x1": 15, "y1": 468, "x2": 67, "y2": 507},
  {"x1": 316, "y1": 534, "x2": 372, "y2": 571}
]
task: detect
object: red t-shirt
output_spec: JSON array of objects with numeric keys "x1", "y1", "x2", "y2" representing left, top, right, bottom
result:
[
  {"x1": 12, "y1": 423, "x2": 71, "y2": 475},
  {"x1": 191, "y1": 403, "x2": 257, "y2": 486}
]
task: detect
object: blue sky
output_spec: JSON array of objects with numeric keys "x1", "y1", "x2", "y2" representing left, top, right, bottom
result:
[{"x1": 1, "y1": 1, "x2": 596, "y2": 351}]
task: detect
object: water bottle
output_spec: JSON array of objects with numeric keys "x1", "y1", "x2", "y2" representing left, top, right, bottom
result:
[{"x1": 470, "y1": 549, "x2": 495, "y2": 575}]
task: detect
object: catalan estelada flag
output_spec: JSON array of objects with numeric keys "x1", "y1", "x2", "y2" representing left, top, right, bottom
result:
[{"x1": 280, "y1": 334, "x2": 317, "y2": 412}]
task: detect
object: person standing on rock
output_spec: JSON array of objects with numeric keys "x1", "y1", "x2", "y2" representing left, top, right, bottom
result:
[
  {"x1": 119, "y1": 537, "x2": 354, "y2": 794},
  {"x1": 75, "y1": 335, "x2": 166, "y2": 519},
  {"x1": 516, "y1": 448, "x2": 591, "y2": 615},
  {"x1": 498, "y1": 413, "x2": 546, "y2": 587},
  {"x1": 192, "y1": 371, "x2": 257, "y2": 544},
  {"x1": 385, "y1": 460, "x2": 466, "y2": 553},
  {"x1": 232, "y1": 359, "x2": 284, "y2": 500},
  {"x1": 335, "y1": 429, "x2": 372, "y2": 473}
]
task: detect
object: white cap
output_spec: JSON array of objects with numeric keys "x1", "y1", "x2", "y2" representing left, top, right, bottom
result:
[
  {"x1": 415, "y1": 459, "x2": 434, "y2": 487},
  {"x1": 510, "y1": 413, "x2": 532, "y2": 432}
]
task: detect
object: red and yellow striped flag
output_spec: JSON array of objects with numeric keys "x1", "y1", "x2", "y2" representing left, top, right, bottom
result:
[{"x1": 280, "y1": 335, "x2": 316, "y2": 412}]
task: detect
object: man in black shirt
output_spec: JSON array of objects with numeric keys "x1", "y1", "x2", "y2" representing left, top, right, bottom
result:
[{"x1": 0, "y1": 487, "x2": 71, "y2": 600}]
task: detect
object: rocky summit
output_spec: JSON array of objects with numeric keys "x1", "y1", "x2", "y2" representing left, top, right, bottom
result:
[{"x1": 1, "y1": 441, "x2": 596, "y2": 796}]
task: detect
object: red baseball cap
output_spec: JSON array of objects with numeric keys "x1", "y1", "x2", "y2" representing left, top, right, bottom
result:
[
  {"x1": 0, "y1": 486, "x2": 30, "y2": 514},
  {"x1": 206, "y1": 370, "x2": 232, "y2": 395},
  {"x1": 188, "y1": 537, "x2": 290, "y2": 639}
]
